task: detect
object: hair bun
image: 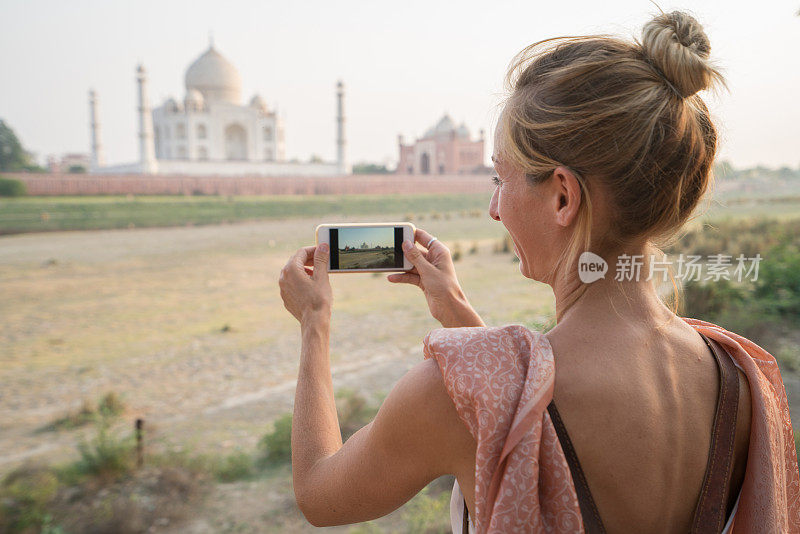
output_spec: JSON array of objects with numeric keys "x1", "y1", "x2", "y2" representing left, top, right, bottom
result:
[{"x1": 640, "y1": 10, "x2": 723, "y2": 98}]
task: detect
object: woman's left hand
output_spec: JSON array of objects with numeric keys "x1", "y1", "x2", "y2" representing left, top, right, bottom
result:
[{"x1": 279, "y1": 244, "x2": 332, "y2": 324}]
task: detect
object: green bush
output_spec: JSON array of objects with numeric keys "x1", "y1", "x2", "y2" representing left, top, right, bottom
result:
[
  {"x1": 0, "y1": 465, "x2": 60, "y2": 533},
  {"x1": 97, "y1": 391, "x2": 125, "y2": 418},
  {"x1": 402, "y1": 485, "x2": 452, "y2": 533},
  {"x1": 680, "y1": 278, "x2": 747, "y2": 319},
  {"x1": 0, "y1": 176, "x2": 26, "y2": 197},
  {"x1": 73, "y1": 417, "x2": 135, "y2": 481},
  {"x1": 754, "y1": 242, "x2": 800, "y2": 319},
  {"x1": 213, "y1": 451, "x2": 255, "y2": 482},
  {"x1": 257, "y1": 389, "x2": 381, "y2": 468},
  {"x1": 258, "y1": 413, "x2": 293, "y2": 467},
  {"x1": 451, "y1": 242, "x2": 462, "y2": 262},
  {"x1": 336, "y1": 387, "x2": 380, "y2": 441},
  {"x1": 674, "y1": 218, "x2": 800, "y2": 351},
  {"x1": 42, "y1": 391, "x2": 125, "y2": 432}
]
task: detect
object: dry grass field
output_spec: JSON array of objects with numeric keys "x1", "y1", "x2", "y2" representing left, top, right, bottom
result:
[
  {"x1": 1, "y1": 193, "x2": 798, "y2": 532},
  {"x1": 338, "y1": 248, "x2": 396, "y2": 269}
]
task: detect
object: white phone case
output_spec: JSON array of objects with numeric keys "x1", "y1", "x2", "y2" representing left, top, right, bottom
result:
[{"x1": 315, "y1": 222, "x2": 416, "y2": 272}]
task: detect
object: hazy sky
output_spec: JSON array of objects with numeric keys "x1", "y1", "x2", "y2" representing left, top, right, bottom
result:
[
  {"x1": 337, "y1": 227, "x2": 393, "y2": 249},
  {"x1": 1, "y1": 0, "x2": 798, "y2": 169}
]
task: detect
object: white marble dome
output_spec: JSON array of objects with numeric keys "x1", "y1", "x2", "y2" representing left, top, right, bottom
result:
[
  {"x1": 163, "y1": 97, "x2": 181, "y2": 113},
  {"x1": 184, "y1": 89, "x2": 204, "y2": 111},
  {"x1": 250, "y1": 94, "x2": 268, "y2": 113},
  {"x1": 185, "y1": 45, "x2": 242, "y2": 104}
]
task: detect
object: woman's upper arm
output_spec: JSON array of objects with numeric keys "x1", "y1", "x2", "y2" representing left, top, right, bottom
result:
[{"x1": 295, "y1": 357, "x2": 476, "y2": 527}]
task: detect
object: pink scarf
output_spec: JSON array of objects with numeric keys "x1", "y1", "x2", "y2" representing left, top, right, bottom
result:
[{"x1": 422, "y1": 318, "x2": 800, "y2": 532}]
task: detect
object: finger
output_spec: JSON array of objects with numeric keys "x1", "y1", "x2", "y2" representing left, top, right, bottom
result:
[
  {"x1": 386, "y1": 272, "x2": 421, "y2": 287},
  {"x1": 402, "y1": 240, "x2": 433, "y2": 274},
  {"x1": 312, "y1": 243, "x2": 329, "y2": 281},
  {"x1": 414, "y1": 228, "x2": 440, "y2": 250},
  {"x1": 292, "y1": 246, "x2": 316, "y2": 268}
]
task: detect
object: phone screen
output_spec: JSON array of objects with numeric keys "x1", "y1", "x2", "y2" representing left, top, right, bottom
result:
[{"x1": 329, "y1": 226, "x2": 405, "y2": 270}]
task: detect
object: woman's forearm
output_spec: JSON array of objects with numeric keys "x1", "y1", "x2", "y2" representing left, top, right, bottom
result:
[
  {"x1": 439, "y1": 287, "x2": 486, "y2": 328},
  {"x1": 292, "y1": 312, "x2": 342, "y2": 494}
]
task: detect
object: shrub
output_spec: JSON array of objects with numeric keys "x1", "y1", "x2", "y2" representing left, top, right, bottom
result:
[
  {"x1": 257, "y1": 389, "x2": 381, "y2": 468},
  {"x1": 494, "y1": 234, "x2": 512, "y2": 254},
  {"x1": 43, "y1": 392, "x2": 125, "y2": 432},
  {"x1": 0, "y1": 177, "x2": 26, "y2": 197},
  {"x1": 73, "y1": 417, "x2": 135, "y2": 481},
  {"x1": 97, "y1": 391, "x2": 125, "y2": 418},
  {"x1": 336, "y1": 387, "x2": 379, "y2": 441},
  {"x1": 212, "y1": 451, "x2": 255, "y2": 482},
  {"x1": 258, "y1": 413, "x2": 293, "y2": 467},
  {"x1": 402, "y1": 485, "x2": 452, "y2": 533},
  {"x1": 754, "y1": 243, "x2": 800, "y2": 319},
  {"x1": 451, "y1": 242, "x2": 462, "y2": 262},
  {"x1": 0, "y1": 464, "x2": 60, "y2": 532},
  {"x1": 679, "y1": 278, "x2": 747, "y2": 319},
  {"x1": 469, "y1": 241, "x2": 479, "y2": 255}
]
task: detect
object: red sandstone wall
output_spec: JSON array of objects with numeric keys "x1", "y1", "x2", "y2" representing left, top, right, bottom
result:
[{"x1": 3, "y1": 173, "x2": 495, "y2": 196}]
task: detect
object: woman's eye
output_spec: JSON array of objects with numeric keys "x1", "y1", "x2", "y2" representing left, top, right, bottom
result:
[{"x1": 492, "y1": 175, "x2": 502, "y2": 187}]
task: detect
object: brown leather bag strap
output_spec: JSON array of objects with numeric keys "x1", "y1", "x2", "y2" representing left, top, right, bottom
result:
[
  {"x1": 462, "y1": 497, "x2": 469, "y2": 534},
  {"x1": 547, "y1": 400, "x2": 607, "y2": 533},
  {"x1": 461, "y1": 333, "x2": 739, "y2": 534},
  {"x1": 462, "y1": 402, "x2": 609, "y2": 533},
  {"x1": 691, "y1": 333, "x2": 740, "y2": 533}
]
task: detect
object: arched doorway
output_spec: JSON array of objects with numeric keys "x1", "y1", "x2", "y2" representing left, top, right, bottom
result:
[
  {"x1": 420, "y1": 153, "x2": 430, "y2": 174},
  {"x1": 225, "y1": 124, "x2": 248, "y2": 160}
]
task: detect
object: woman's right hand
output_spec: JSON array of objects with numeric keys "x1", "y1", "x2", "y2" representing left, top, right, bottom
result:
[{"x1": 387, "y1": 227, "x2": 485, "y2": 328}]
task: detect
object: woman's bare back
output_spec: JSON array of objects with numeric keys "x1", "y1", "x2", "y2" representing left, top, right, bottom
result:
[{"x1": 545, "y1": 317, "x2": 751, "y2": 533}]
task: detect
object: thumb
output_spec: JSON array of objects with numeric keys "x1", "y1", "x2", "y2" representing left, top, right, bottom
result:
[
  {"x1": 313, "y1": 243, "x2": 329, "y2": 280},
  {"x1": 402, "y1": 240, "x2": 431, "y2": 273}
]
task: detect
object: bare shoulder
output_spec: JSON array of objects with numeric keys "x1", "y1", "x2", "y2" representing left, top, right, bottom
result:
[{"x1": 373, "y1": 358, "x2": 476, "y2": 477}]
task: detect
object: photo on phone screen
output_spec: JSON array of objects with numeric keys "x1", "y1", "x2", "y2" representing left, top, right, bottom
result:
[{"x1": 329, "y1": 226, "x2": 404, "y2": 270}]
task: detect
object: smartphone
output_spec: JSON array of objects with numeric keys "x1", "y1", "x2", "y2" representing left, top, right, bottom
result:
[{"x1": 315, "y1": 222, "x2": 416, "y2": 272}]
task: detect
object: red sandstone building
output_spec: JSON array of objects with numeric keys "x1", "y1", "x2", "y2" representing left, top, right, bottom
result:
[{"x1": 397, "y1": 114, "x2": 485, "y2": 175}]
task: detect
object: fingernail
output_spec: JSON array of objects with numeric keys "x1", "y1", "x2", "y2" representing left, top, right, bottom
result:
[
  {"x1": 319, "y1": 243, "x2": 329, "y2": 253},
  {"x1": 402, "y1": 240, "x2": 412, "y2": 251}
]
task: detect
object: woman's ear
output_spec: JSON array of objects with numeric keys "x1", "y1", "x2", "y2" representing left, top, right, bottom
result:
[{"x1": 552, "y1": 166, "x2": 582, "y2": 227}]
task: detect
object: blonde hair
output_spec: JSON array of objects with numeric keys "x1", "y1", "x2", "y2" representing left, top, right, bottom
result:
[{"x1": 498, "y1": 10, "x2": 726, "y2": 316}]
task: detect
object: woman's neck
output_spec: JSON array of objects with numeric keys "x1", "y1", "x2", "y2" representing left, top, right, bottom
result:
[{"x1": 549, "y1": 254, "x2": 678, "y2": 333}]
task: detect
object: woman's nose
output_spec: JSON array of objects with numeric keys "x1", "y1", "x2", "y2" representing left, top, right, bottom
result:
[{"x1": 489, "y1": 189, "x2": 501, "y2": 221}]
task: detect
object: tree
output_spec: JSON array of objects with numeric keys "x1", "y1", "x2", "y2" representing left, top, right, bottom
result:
[
  {"x1": 713, "y1": 160, "x2": 735, "y2": 179},
  {"x1": 352, "y1": 162, "x2": 389, "y2": 174},
  {"x1": 0, "y1": 119, "x2": 43, "y2": 172}
]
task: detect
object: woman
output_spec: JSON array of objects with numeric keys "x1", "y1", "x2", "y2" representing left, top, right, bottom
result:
[{"x1": 278, "y1": 10, "x2": 800, "y2": 533}]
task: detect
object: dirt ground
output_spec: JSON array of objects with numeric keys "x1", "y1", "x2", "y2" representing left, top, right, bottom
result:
[
  {"x1": 0, "y1": 213, "x2": 545, "y2": 471},
  {"x1": 2, "y1": 210, "x2": 798, "y2": 532}
]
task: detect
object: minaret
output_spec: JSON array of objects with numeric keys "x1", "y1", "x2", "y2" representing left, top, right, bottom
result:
[
  {"x1": 136, "y1": 64, "x2": 157, "y2": 174},
  {"x1": 88, "y1": 89, "x2": 105, "y2": 171},
  {"x1": 336, "y1": 80, "x2": 350, "y2": 175}
]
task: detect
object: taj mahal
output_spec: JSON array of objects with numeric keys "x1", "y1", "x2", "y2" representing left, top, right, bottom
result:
[{"x1": 90, "y1": 40, "x2": 349, "y2": 176}]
